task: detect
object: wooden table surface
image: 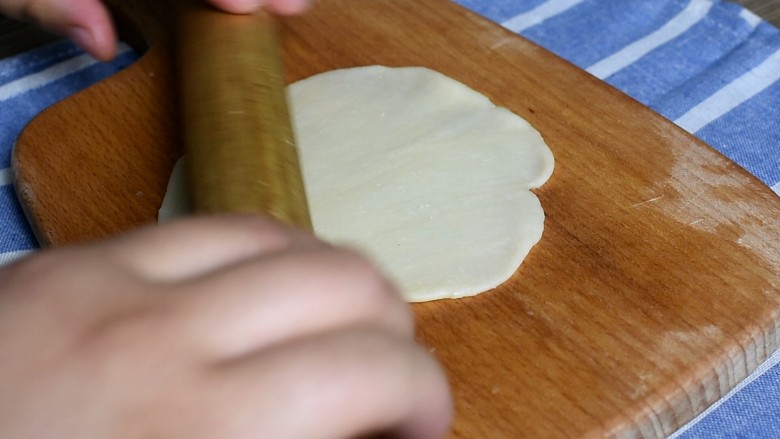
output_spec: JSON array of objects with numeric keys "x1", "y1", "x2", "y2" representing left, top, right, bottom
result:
[{"x1": 1, "y1": 0, "x2": 780, "y2": 59}]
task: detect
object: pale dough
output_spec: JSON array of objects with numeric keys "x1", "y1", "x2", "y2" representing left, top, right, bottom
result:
[{"x1": 159, "y1": 66, "x2": 554, "y2": 302}]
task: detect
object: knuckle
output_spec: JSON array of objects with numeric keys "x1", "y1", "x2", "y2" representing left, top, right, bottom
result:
[
  {"x1": 333, "y1": 248, "x2": 414, "y2": 332},
  {"x1": 81, "y1": 301, "x2": 177, "y2": 364},
  {"x1": 211, "y1": 214, "x2": 311, "y2": 252},
  {"x1": 337, "y1": 248, "x2": 395, "y2": 296},
  {"x1": 3, "y1": 248, "x2": 84, "y2": 295}
]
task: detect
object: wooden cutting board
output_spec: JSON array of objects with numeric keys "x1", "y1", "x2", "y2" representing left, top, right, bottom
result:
[{"x1": 12, "y1": 0, "x2": 780, "y2": 437}]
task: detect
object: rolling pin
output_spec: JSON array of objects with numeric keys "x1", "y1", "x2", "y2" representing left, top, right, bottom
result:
[{"x1": 177, "y1": 0, "x2": 313, "y2": 230}]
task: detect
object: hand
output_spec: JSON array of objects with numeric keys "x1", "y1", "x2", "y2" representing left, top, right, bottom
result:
[
  {"x1": 0, "y1": 0, "x2": 311, "y2": 60},
  {"x1": 0, "y1": 215, "x2": 452, "y2": 438}
]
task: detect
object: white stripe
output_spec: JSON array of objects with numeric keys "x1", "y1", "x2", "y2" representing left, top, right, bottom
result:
[
  {"x1": 739, "y1": 8, "x2": 762, "y2": 28},
  {"x1": 0, "y1": 43, "x2": 132, "y2": 103},
  {"x1": 675, "y1": 48, "x2": 780, "y2": 133},
  {"x1": 669, "y1": 348, "x2": 780, "y2": 438},
  {"x1": 0, "y1": 167, "x2": 11, "y2": 186},
  {"x1": 0, "y1": 249, "x2": 34, "y2": 266},
  {"x1": 501, "y1": 0, "x2": 584, "y2": 33},
  {"x1": 772, "y1": 181, "x2": 780, "y2": 195},
  {"x1": 586, "y1": 0, "x2": 714, "y2": 79}
]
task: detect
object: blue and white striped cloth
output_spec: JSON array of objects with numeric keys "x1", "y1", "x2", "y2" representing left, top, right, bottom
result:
[
  {"x1": 0, "y1": 41, "x2": 136, "y2": 264},
  {"x1": 1, "y1": 0, "x2": 779, "y2": 436}
]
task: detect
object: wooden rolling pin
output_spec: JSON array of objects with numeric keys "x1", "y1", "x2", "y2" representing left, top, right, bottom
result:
[{"x1": 177, "y1": 0, "x2": 313, "y2": 230}]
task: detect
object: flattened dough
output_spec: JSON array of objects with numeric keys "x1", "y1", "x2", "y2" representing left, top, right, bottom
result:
[{"x1": 160, "y1": 66, "x2": 554, "y2": 302}]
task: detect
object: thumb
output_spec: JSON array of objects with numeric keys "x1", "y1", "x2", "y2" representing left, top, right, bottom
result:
[{"x1": 1, "y1": 0, "x2": 116, "y2": 60}]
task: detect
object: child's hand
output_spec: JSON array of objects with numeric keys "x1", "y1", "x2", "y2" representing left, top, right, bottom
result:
[
  {"x1": 0, "y1": 0, "x2": 311, "y2": 60},
  {"x1": 0, "y1": 215, "x2": 452, "y2": 438}
]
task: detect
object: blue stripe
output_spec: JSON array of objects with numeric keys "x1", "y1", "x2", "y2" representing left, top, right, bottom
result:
[
  {"x1": 608, "y1": 2, "x2": 764, "y2": 107},
  {"x1": 0, "y1": 49, "x2": 137, "y2": 169},
  {"x1": 454, "y1": 0, "x2": 548, "y2": 22},
  {"x1": 0, "y1": 186, "x2": 36, "y2": 252},
  {"x1": 519, "y1": 0, "x2": 691, "y2": 68},
  {"x1": 677, "y1": 365, "x2": 780, "y2": 438},
  {"x1": 695, "y1": 80, "x2": 780, "y2": 187},
  {"x1": 653, "y1": 22, "x2": 780, "y2": 119},
  {"x1": 0, "y1": 40, "x2": 83, "y2": 84}
]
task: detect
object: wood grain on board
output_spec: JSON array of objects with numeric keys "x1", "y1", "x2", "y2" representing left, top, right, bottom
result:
[{"x1": 11, "y1": 0, "x2": 780, "y2": 437}]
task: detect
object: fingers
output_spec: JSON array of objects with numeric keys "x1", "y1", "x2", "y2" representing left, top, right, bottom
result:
[
  {"x1": 97, "y1": 215, "x2": 412, "y2": 360},
  {"x1": 1, "y1": 0, "x2": 116, "y2": 60},
  {"x1": 98, "y1": 216, "x2": 450, "y2": 438},
  {"x1": 173, "y1": 244, "x2": 413, "y2": 357},
  {"x1": 1, "y1": 0, "x2": 309, "y2": 61},
  {"x1": 104, "y1": 215, "x2": 316, "y2": 283},
  {"x1": 202, "y1": 328, "x2": 453, "y2": 439},
  {"x1": 49, "y1": 215, "x2": 451, "y2": 437}
]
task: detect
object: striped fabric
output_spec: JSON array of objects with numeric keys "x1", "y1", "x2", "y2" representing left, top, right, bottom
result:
[
  {"x1": 0, "y1": 0, "x2": 779, "y2": 436},
  {"x1": 0, "y1": 40, "x2": 136, "y2": 256}
]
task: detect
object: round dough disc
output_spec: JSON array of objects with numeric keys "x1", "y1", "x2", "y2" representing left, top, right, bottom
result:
[{"x1": 160, "y1": 66, "x2": 555, "y2": 302}]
